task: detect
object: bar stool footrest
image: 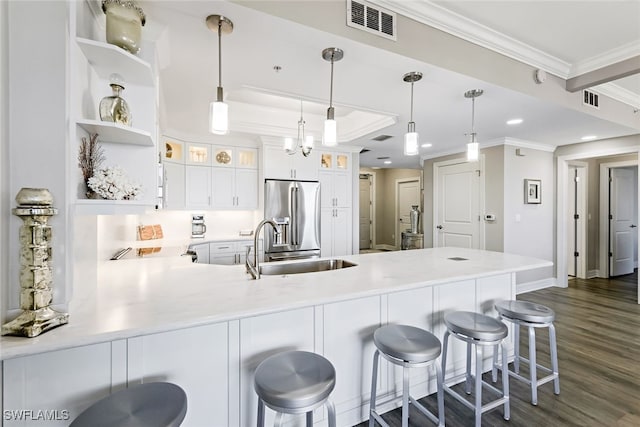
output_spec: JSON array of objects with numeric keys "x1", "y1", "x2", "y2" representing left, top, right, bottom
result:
[{"x1": 443, "y1": 381, "x2": 509, "y2": 415}]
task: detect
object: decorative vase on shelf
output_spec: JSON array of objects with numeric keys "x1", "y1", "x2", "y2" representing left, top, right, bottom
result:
[
  {"x1": 102, "y1": 0, "x2": 146, "y2": 54},
  {"x1": 99, "y1": 74, "x2": 132, "y2": 126}
]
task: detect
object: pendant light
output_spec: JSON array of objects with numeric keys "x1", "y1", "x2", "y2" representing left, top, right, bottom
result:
[
  {"x1": 403, "y1": 71, "x2": 422, "y2": 156},
  {"x1": 284, "y1": 100, "x2": 314, "y2": 157},
  {"x1": 464, "y1": 89, "x2": 483, "y2": 161},
  {"x1": 206, "y1": 15, "x2": 233, "y2": 135},
  {"x1": 322, "y1": 47, "x2": 343, "y2": 147}
]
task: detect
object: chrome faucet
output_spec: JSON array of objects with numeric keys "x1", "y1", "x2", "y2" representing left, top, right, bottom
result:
[{"x1": 246, "y1": 219, "x2": 282, "y2": 280}]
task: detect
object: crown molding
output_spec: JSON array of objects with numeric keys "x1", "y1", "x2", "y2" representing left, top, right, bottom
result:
[
  {"x1": 370, "y1": 0, "x2": 571, "y2": 77},
  {"x1": 501, "y1": 137, "x2": 556, "y2": 152},
  {"x1": 569, "y1": 40, "x2": 640, "y2": 77},
  {"x1": 596, "y1": 82, "x2": 640, "y2": 109}
]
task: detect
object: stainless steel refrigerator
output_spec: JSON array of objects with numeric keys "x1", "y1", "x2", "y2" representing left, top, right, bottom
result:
[{"x1": 264, "y1": 179, "x2": 321, "y2": 261}]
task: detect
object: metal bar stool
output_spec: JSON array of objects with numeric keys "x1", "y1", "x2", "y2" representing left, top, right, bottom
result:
[
  {"x1": 369, "y1": 324, "x2": 444, "y2": 427},
  {"x1": 69, "y1": 382, "x2": 187, "y2": 427},
  {"x1": 441, "y1": 311, "x2": 509, "y2": 427},
  {"x1": 492, "y1": 300, "x2": 560, "y2": 405},
  {"x1": 254, "y1": 350, "x2": 336, "y2": 427}
]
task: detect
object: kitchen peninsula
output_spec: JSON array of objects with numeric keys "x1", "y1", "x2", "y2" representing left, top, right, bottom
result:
[{"x1": 1, "y1": 248, "x2": 551, "y2": 427}]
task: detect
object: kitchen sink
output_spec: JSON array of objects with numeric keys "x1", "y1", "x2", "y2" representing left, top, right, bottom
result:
[{"x1": 258, "y1": 259, "x2": 357, "y2": 276}]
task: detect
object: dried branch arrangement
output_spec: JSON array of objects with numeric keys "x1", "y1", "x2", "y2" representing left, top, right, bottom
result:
[{"x1": 78, "y1": 133, "x2": 105, "y2": 196}]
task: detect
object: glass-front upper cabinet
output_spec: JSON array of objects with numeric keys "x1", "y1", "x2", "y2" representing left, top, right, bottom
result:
[
  {"x1": 236, "y1": 148, "x2": 257, "y2": 169},
  {"x1": 163, "y1": 138, "x2": 184, "y2": 163},
  {"x1": 320, "y1": 151, "x2": 350, "y2": 171},
  {"x1": 186, "y1": 143, "x2": 211, "y2": 165},
  {"x1": 212, "y1": 146, "x2": 257, "y2": 169}
]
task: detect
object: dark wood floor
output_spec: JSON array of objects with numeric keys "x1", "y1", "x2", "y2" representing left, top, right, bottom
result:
[{"x1": 355, "y1": 273, "x2": 640, "y2": 426}]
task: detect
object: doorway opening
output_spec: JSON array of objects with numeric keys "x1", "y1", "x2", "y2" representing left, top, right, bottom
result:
[
  {"x1": 557, "y1": 148, "x2": 640, "y2": 304},
  {"x1": 359, "y1": 173, "x2": 374, "y2": 250},
  {"x1": 396, "y1": 178, "x2": 421, "y2": 249}
]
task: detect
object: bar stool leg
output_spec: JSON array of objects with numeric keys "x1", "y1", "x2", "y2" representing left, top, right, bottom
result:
[
  {"x1": 528, "y1": 326, "x2": 538, "y2": 405},
  {"x1": 465, "y1": 342, "x2": 473, "y2": 395},
  {"x1": 474, "y1": 344, "x2": 482, "y2": 427},
  {"x1": 441, "y1": 330, "x2": 450, "y2": 384},
  {"x1": 501, "y1": 340, "x2": 510, "y2": 421},
  {"x1": 369, "y1": 350, "x2": 380, "y2": 427},
  {"x1": 434, "y1": 363, "x2": 445, "y2": 427},
  {"x1": 491, "y1": 344, "x2": 499, "y2": 382},
  {"x1": 306, "y1": 411, "x2": 313, "y2": 426},
  {"x1": 256, "y1": 398, "x2": 265, "y2": 427},
  {"x1": 549, "y1": 323, "x2": 560, "y2": 395},
  {"x1": 402, "y1": 366, "x2": 410, "y2": 427},
  {"x1": 325, "y1": 399, "x2": 337, "y2": 427},
  {"x1": 514, "y1": 324, "x2": 520, "y2": 374},
  {"x1": 274, "y1": 412, "x2": 284, "y2": 427}
]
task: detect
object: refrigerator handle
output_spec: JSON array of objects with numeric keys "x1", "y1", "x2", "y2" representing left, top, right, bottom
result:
[{"x1": 292, "y1": 186, "x2": 300, "y2": 245}]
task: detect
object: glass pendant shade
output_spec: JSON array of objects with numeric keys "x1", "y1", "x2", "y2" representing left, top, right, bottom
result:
[
  {"x1": 467, "y1": 137, "x2": 479, "y2": 161},
  {"x1": 284, "y1": 137, "x2": 295, "y2": 153},
  {"x1": 323, "y1": 119, "x2": 337, "y2": 147},
  {"x1": 209, "y1": 100, "x2": 228, "y2": 134},
  {"x1": 303, "y1": 135, "x2": 314, "y2": 150},
  {"x1": 404, "y1": 131, "x2": 419, "y2": 156}
]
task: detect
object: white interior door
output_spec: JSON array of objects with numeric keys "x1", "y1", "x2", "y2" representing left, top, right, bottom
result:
[
  {"x1": 567, "y1": 165, "x2": 587, "y2": 278},
  {"x1": 567, "y1": 167, "x2": 577, "y2": 277},
  {"x1": 435, "y1": 161, "x2": 480, "y2": 248},
  {"x1": 359, "y1": 175, "x2": 372, "y2": 250},
  {"x1": 610, "y1": 168, "x2": 635, "y2": 276},
  {"x1": 396, "y1": 179, "x2": 420, "y2": 247}
]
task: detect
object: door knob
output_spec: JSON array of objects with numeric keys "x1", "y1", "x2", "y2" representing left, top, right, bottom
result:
[
  {"x1": 436, "y1": 225, "x2": 443, "y2": 230},
  {"x1": 631, "y1": 224, "x2": 637, "y2": 228}
]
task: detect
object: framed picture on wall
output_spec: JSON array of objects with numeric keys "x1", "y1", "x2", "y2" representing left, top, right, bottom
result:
[{"x1": 525, "y1": 179, "x2": 542, "y2": 204}]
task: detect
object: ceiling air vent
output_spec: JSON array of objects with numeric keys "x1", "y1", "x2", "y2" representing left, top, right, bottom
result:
[
  {"x1": 372, "y1": 134, "x2": 393, "y2": 141},
  {"x1": 347, "y1": 0, "x2": 397, "y2": 41},
  {"x1": 583, "y1": 89, "x2": 600, "y2": 109}
]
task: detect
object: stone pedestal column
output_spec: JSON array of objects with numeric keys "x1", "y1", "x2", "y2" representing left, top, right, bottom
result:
[{"x1": 2, "y1": 188, "x2": 69, "y2": 337}]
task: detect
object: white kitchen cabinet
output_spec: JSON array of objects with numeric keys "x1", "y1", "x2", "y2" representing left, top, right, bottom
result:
[
  {"x1": 434, "y1": 279, "x2": 477, "y2": 379},
  {"x1": 262, "y1": 144, "x2": 319, "y2": 181},
  {"x1": 322, "y1": 296, "x2": 381, "y2": 421},
  {"x1": 3, "y1": 342, "x2": 117, "y2": 427},
  {"x1": 212, "y1": 146, "x2": 258, "y2": 169},
  {"x1": 191, "y1": 242, "x2": 210, "y2": 264},
  {"x1": 319, "y1": 170, "x2": 351, "y2": 209},
  {"x1": 208, "y1": 240, "x2": 261, "y2": 265},
  {"x1": 127, "y1": 323, "x2": 229, "y2": 427},
  {"x1": 211, "y1": 168, "x2": 258, "y2": 210},
  {"x1": 239, "y1": 308, "x2": 315, "y2": 427},
  {"x1": 185, "y1": 143, "x2": 211, "y2": 166},
  {"x1": 162, "y1": 138, "x2": 184, "y2": 163},
  {"x1": 185, "y1": 166, "x2": 212, "y2": 209},
  {"x1": 163, "y1": 162, "x2": 185, "y2": 209},
  {"x1": 321, "y1": 207, "x2": 352, "y2": 257}
]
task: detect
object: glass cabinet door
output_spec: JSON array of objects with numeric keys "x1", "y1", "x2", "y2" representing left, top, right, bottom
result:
[
  {"x1": 163, "y1": 139, "x2": 184, "y2": 163},
  {"x1": 212, "y1": 146, "x2": 234, "y2": 167},
  {"x1": 236, "y1": 148, "x2": 257, "y2": 169},
  {"x1": 186, "y1": 143, "x2": 211, "y2": 165}
]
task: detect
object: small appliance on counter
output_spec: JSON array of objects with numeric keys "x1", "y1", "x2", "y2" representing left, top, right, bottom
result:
[{"x1": 191, "y1": 214, "x2": 206, "y2": 238}]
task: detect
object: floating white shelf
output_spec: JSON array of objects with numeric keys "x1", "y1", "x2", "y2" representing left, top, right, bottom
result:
[
  {"x1": 74, "y1": 199, "x2": 152, "y2": 215},
  {"x1": 76, "y1": 37, "x2": 154, "y2": 86},
  {"x1": 76, "y1": 119, "x2": 153, "y2": 146}
]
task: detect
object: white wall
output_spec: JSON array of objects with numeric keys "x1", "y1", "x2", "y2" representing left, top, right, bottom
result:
[
  {"x1": 503, "y1": 145, "x2": 555, "y2": 283},
  {"x1": 6, "y1": 1, "x2": 70, "y2": 316},
  {"x1": 0, "y1": 0, "x2": 9, "y2": 323}
]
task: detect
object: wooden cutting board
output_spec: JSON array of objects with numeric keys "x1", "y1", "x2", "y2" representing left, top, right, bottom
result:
[{"x1": 137, "y1": 224, "x2": 164, "y2": 240}]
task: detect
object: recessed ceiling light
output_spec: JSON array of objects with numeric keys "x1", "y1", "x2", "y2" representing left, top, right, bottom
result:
[
  {"x1": 383, "y1": 160, "x2": 392, "y2": 165},
  {"x1": 581, "y1": 135, "x2": 597, "y2": 141},
  {"x1": 506, "y1": 118, "x2": 523, "y2": 125},
  {"x1": 421, "y1": 143, "x2": 432, "y2": 148}
]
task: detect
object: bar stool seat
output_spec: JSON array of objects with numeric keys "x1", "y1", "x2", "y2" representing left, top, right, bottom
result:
[
  {"x1": 369, "y1": 324, "x2": 444, "y2": 427},
  {"x1": 442, "y1": 311, "x2": 510, "y2": 427},
  {"x1": 70, "y1": 382, "x2": 187, "y2": 427},
  {"x1": 493, "y1": 300, "x2": 560, "y2": 406},
  {"x1": 254, "y1": 350, "x2": 336, "y2": 427}
]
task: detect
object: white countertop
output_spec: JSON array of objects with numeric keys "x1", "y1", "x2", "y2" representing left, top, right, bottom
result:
[{"x1": 0, "y1": 248, "x2": 552, "y2": 360}]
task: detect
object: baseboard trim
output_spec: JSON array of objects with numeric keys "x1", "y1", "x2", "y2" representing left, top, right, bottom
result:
[
  {"x1": 516, "y1": 278, "x2": 557, "y2": 295},
  {"x1": 375, "y1": 244, "x2": 397, "y2": 251},
  {"x1": 587, "y1": 269, "x2": 600, "y2": 279}
]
